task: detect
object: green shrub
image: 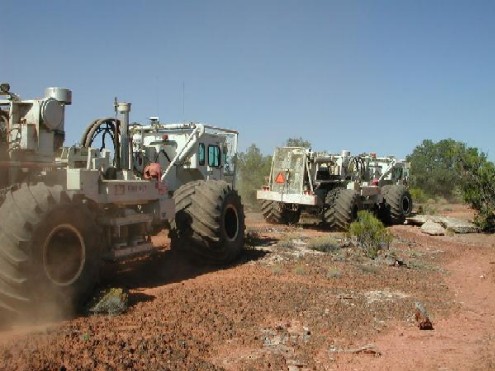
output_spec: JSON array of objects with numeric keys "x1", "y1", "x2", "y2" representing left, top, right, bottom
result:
[
  {"x1": 235, "y1": 144, "x2": 272, "y2": 210},
  {"x1": 409, "y1": 188, "x2": 428, "y2": 204},
  {"x1": 458, "y1": 149, "x2": 495, "y2": 231},
  {"x1": 349, "y1": 211, "x2": 392, "y2": 258}
]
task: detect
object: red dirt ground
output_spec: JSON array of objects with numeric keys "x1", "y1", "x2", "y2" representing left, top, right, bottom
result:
[{"x1": 1, "y1": 205, "x2": 494, "y2": 370}]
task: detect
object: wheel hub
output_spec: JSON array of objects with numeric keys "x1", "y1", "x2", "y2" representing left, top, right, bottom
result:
[
  {"x1": 402, "y1": 197, "x2": 411, "y2": 214},
  {"x1": 224, "y1": 205, "x2": 239, "y2": 241},
  {"x1": 43, "y1": 224, "x2": 86, "y2": 286}
]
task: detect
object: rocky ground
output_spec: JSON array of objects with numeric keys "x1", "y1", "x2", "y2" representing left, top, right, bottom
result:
[{"x1": 1, "y1": 205, "x2": 495, "y2": 370}]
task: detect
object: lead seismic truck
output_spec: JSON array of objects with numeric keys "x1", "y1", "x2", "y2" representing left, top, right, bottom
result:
[
  {"x1": 0, "y1": 84, "x2": 244, "y2": 318},
  {"x1": 257, "y1": 147, "x2": 412, "y2": 230}
]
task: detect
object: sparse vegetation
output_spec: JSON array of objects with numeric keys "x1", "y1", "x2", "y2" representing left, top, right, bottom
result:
[
  {"x1": 277, "y1": 232, "x2": 300, "y2": 248},
  {"x1": 407, "y1": 259, "x2": 442, "y2": 272},
  {"x1": 307, "y1": 236, "x2": 340, "y2": 253},
  {"x1": 278, "y1": 240, "x2": 296, "y2": 248},
  {"x1": 417, "y1": 202, "x2": 437, "y2": 215},
  {"x1": 326, "y1": 267, "x2": 342, "y2": 279},
  {"x1": 293, "y1": 264, "x2": 307, "y2": 275},
  {"x1": 349, "y1": 211, "x2": 392, "y2": 259},
  {"x1": 358, "y1": 264, "x2": 380, "y2": 275},
  {"x1": 270, "y1": 264, "x2": 283, "y2": 275}
]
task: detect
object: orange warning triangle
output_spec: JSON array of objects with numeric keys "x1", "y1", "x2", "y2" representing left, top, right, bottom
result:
[{"x1": 275, "y1": 172, "x2": 285, "y2": 184}]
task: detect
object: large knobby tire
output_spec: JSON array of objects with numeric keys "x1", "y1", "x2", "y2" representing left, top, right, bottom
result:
[
  {"x1": 380, "y1": 185, "x2": 392, "y2": 199},
  {"x1": 324, "y1": 188, "x2": 360, "y2": 231},
  {"x1": 322, "y1": 188, "x2": 340, "y2": 226},
  {"x1": 0, "y1": 183, "x2": 101, "y2": 318},
  {"x1": 169, "y1": 180, "x2": 245, "y2": 264},
  {"x1": 383, "y1": 185, "x2": 413, "y2": 224},
  {"x1": 377, "y1": 185, "x2": 392, "y2": 223},
  {"x1": 260, "y1": 200, "x2": 300, "y2": 225}
]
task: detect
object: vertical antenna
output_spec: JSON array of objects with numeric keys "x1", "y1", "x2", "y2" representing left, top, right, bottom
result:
[
  {"x1": 182, "y1": 81, "x2": 185, "y2": 122},
  {"x1": 155, "y1": 75, "x2": 160, "y2": 120}
]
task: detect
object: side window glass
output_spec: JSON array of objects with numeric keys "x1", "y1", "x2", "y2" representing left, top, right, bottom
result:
[
  {"x1": 198, "y1": 143, "x2": 205, "y2": 166},
  {"x1": 208, "y1": 145, "x2": 221, "y2": 167}
]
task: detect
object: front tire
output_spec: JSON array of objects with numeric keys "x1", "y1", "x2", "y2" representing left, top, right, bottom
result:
[
  {"x1": 170, "y1": 180, "x2": 245, "y2": 264},
  {"x1": 383, "y1": 185, "x2": 413, "y2": 224},
  {"x1": 0, "y1": 183, "x2": 101, "y2": 317}
]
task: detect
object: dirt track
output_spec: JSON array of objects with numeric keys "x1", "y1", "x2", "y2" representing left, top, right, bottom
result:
[{"x1": 1, "y1": 207, "x2": 495, "y2": 370}]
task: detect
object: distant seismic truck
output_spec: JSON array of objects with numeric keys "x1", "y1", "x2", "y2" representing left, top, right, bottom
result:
[{"x1": 256, "y1": 147, "x2": 413, "y2": 230}]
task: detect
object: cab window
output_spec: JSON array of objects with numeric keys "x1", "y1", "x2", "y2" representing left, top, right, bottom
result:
[
  {"x1": 208, "y1": 145, "x2": 221, "y2": 167},
  {"x1": 198, "y1": 143, "x2": 205, "y2": 166}
]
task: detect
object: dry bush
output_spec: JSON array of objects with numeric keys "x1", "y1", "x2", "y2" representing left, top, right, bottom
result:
[{"x1": 307, "y1": 236, "x2": 340, "y2": 253}]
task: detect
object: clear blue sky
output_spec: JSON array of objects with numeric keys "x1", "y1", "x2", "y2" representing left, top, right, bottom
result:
[{"x1": 3, "y1": 0, "x2": 495, "y2": 159}]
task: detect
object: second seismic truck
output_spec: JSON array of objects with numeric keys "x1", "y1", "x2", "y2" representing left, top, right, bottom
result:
[{"x1": 257, "y1": 147, "x2": 412, "y2": 230}]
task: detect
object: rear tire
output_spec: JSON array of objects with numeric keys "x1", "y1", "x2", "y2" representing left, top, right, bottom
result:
[
  {"x1": 260, "y1": 200, "x2": 300, "y2": 224},
  {"x1": 261, "y1": 200, "x2": 282, "y2": 224},
  {"x1": 383, "y1": 185, "x2": 413, "y2": 224},
  {"x1": 0, "y1": 183, "x2": 101, "y2": 318},
  {"x1": 378, "y1": 185, "x2": 392, "y2": 223},
  {"x1": 324, "y1": 188, "x2": 360, "y2": 231},
  {"x1": 170, "y1": 180, "x2": 245, "y2": 264}
]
